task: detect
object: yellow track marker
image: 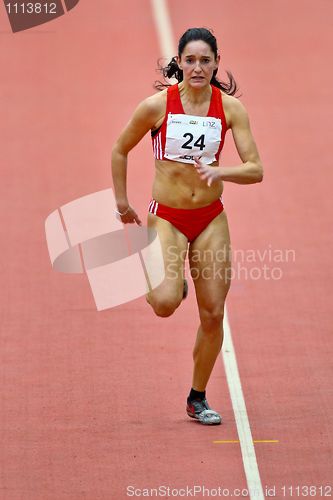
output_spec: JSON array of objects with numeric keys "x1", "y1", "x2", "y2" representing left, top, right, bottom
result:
[{"x1": 213, "y1": 440, "x2": 279, "y2": 444}]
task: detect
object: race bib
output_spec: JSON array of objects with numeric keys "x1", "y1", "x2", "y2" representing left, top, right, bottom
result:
[{"x1": 164, "y1": 113, "x2": 222, "y2": 164}]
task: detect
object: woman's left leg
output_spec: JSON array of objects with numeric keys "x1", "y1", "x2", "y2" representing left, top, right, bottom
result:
[{"x1": 188, "y1": 210, "x2": 232, "y2": 392}]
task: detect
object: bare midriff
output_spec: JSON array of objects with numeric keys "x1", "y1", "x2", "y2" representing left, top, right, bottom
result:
[{"x1": 152, "y1": 159, "x2": 223, "y2": 208}]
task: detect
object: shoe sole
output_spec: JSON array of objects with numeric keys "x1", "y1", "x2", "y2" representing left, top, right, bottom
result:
[{"x1": 186, "y1": 409, "x2": 222, "y2": 425}]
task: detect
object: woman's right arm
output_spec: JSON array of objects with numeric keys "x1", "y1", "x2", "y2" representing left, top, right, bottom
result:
[{"x1": 111, "y1": 95, "x2": 162, "y2": 224}]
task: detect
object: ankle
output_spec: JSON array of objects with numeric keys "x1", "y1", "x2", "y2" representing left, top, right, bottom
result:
[{"x1": 188, "y1": 387, "x2": 206, "y2": 402}]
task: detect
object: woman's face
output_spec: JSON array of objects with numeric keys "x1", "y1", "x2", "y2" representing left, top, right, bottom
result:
[{"x1": 177, "y1": 40, "x2": 220, "y2": 88}]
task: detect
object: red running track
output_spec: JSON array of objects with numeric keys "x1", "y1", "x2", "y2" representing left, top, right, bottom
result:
[{"x1": 0, "y1": 0, "x2": 332, "y2": 498}]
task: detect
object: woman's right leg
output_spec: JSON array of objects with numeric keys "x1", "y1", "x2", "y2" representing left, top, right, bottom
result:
[{"x1": 146, "y1": 213, "x2": 188, "y2": 317}]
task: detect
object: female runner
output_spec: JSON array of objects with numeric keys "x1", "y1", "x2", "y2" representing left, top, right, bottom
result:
[{"x1": 111, "y1": 28, "x2": 263, "y2": 425}]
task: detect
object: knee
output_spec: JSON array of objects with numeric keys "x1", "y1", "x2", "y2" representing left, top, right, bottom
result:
[
  {"x1": 200, "y1": 305, "x2": 225, "y2": 332},
  {"x1": 148, "y1": 293, "x2": 182, "y2": 318}
]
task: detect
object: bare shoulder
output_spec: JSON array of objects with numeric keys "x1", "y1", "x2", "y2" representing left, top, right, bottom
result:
[
  {"x1": 143, "y1": 89, "x2": 168, "y2": 129},
  {"x1": 220, "y1": 92, "x2": 248, "y2": 129},
  {"x1": 124, "y1": 89, "x2": 167, "y2": 131},
  {"x1": 138, "y1": 89, "x2": 167, "y2": 118}
]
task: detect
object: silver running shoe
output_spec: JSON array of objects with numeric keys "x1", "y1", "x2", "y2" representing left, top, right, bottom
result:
[{"x1": 186, "y1": 398, "x2": 222, "y2": 425}]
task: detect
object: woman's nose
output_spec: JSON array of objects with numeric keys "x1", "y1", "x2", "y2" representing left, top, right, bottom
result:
[{"x1": 194, "y1": 61, "x2": 202, "y2": 72}]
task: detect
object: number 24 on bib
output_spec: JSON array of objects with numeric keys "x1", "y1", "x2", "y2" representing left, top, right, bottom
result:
[{"x1": 164, "y1": 113, "x2": 222, "y2": 164}]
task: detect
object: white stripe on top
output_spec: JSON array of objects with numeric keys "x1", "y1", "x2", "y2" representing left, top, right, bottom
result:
[{"x1": 153, "y1": 132, "x2": 163, "y2": 160}]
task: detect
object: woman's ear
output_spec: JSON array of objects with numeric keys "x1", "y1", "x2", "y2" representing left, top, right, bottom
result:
[
  {"x1": 215, "y1": 53, "x2": 221, "y2": 70},
  {"x1": 176, "y1": 55, "x2": 182, "y2": 70}
]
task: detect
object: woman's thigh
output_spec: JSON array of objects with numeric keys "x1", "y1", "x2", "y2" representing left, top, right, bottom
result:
[
  {"x1": 189, "y1": 211, "x2": 231, "y2": 320},
  {"x1": 147, "y1": 213, "x2": 188, "y2": 302}
]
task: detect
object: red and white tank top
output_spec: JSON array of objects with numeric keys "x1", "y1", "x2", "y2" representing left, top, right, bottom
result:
[{"x1": 151, "y1": 83, "x2": 228, "y2": 165}]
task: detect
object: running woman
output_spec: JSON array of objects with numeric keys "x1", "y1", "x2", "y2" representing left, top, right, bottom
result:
[{"x1": 112, "y1": 28, "x2": 263, "y2": 425}]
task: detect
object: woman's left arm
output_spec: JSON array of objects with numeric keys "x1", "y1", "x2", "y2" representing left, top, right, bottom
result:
[{"x1": 194, "y1": 98, "x2": 264, "y2": 185}]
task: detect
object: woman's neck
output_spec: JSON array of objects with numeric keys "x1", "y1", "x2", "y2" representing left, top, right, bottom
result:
[{"x1": 178, "y1": 81, "x2": 212, "y2": 105}]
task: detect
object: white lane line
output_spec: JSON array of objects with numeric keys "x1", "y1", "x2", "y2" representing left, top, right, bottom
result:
[
  {"x1": 150, "y1": 0, "x2": 175, "y2": 60},
  {"x1": 223, "y1": 308, "x2": 265, "y2": 499},
  {"x1": 150, "y1": 1, "x2": 265, "y2": 498}
]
